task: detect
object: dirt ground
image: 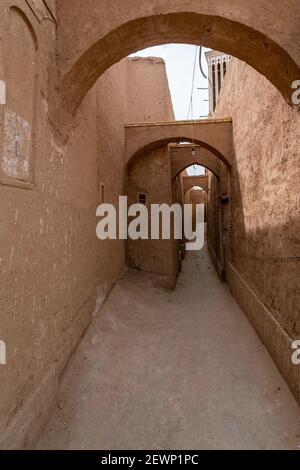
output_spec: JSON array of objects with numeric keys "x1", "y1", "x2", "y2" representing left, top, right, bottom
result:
[{"x1": 37, "y1": 245, "x2": 300, "y2": 450}]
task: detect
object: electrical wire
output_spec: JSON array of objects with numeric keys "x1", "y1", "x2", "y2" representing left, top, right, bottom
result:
[
  {"x1": 187, "y1": 45, "x2": 198, "y2": 120},
  {"x1": 199, "y1": 43, "x2": 213, "y2": 109},
  {"x1": 199, "y1": 45, "x2": 208, "y2": 80}
]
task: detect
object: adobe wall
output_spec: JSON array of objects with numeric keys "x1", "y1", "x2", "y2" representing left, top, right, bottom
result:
[
  {"x1": 213, "y1": 58, "x2": 300, "y2": 402},
  {"x1": 0, "y1": 18, "x2": 123, "y2": 448},
  {"x1": 125, "y1": 57, "x2": 177, "y2": 287},
  {"x1": 0, "y1": 1, "x2": 64, "y2": 448},
  {"x1": 126, "y1": 148, "x2": 178, "y2": 288},
  {"x1": 207, "y1": 173, "x2": 220, "y2": 264},
  {"x1": 127, "y1": 57, "x2": 175, "y2": 123},
  {"x1": 0, "y1": 3, "x2": 175, "y2": 448},
  {"x1": 95, "y1": 59, "x2": 128, "y2": 299}
]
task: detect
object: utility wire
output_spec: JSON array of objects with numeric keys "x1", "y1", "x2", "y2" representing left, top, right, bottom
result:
[
  {"x1": 199, "y1": 45, "x2": 208, "y2": 80},
  {"x1": 187, "y1": 45, "x2": 198, "y2": 120},
  {"x1": 198, "y1": 43, "x2": 213, "y2": 117}
]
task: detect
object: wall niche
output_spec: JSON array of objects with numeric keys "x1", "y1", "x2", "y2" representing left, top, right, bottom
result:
[{"x1": 1, "y1": 7, "x2": 38, "y2": 187}]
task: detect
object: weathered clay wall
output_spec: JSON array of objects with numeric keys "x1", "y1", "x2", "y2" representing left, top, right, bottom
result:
[
  {"x1": 0, "y1": 2, "x2": 176, "y2": 447},
  {"x1": 95, "y1": 59, "x2": 128, "y2": 301},
  {"x1": 207, "y1": 173, "x2": 219, "y2": 260},
  {"x1": 127, "y1": 57, "x2": 175, "y2": 123},
  {"x1": 0, "y1": 1, "x2": 65, "y2": 448},
  {"x1": 213, "y1": 58, "x2": 300, "y2": 401},
  {"x1": 126, "y1": 148, "x2": 178, "y2": 287},
  {"x1": 125, "y1": 57, "x2": 177, "y2": 286},
  {"x1": 0, "y1": 23, "x2": 109, "y2": 450},
  {"x1": 206, "y1": 166, "x2": 230, "y2": 281}
]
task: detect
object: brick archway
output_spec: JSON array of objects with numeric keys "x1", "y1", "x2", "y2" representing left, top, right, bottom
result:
[{"x1": 55, "y1": 3, "x2": 300, "y2": 119}]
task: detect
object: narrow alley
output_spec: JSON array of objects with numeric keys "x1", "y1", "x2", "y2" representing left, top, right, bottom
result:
[
  {"x1": 1, "y1": 1, "x2": 299, "y2": 454},
  {"x1": 37, "y1": 246, "x2": 300, "y2": 450}
]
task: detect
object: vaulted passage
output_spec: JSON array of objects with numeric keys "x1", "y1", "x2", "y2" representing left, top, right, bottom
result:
[
  {"x1": 37, "y1": 244, "x2": 300, "y2": 450},
  {"x1": 170, "y1": 144, "x2": 221, "y2": 179},
  {"x1": 0, "y1": 0, "x2": 299, "y2": 451},
  {"x1": 125, "y1": 119, "x2": 232, "y2": 168}
]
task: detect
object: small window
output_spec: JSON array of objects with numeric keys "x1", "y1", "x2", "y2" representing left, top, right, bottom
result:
[{"x1": 138, "y1": 193, "x2": 146, "y2": 205}]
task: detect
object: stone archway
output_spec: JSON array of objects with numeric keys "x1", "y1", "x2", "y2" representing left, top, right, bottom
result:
[{"x1": 55, "y1": 1, "x2": 300, "y2": 118}]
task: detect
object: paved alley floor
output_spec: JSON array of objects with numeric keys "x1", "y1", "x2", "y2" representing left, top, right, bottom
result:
[{"x1": 37, "y1": 246, "x2": 300, "y2": 450}]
